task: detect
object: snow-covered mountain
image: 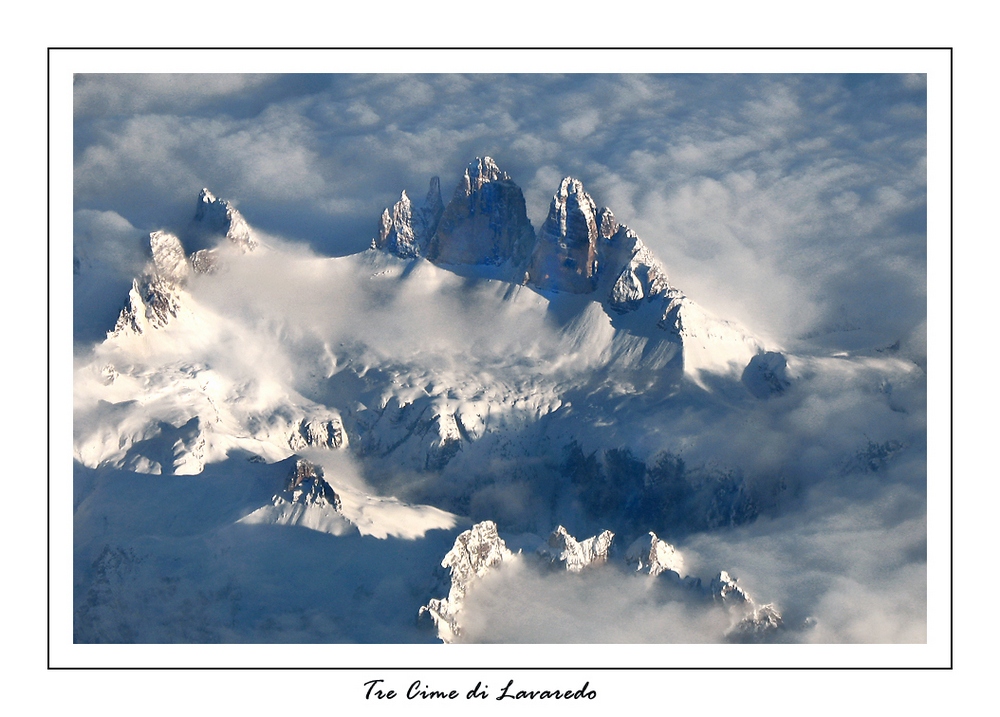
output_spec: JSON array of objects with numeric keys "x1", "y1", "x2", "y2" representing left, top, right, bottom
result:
[
  {"x1": 420, "y1": 521, "x2": 783, "y2": 644},
  {"x1": 72, "y1": 157, "x2": 925, "y2": 645}
]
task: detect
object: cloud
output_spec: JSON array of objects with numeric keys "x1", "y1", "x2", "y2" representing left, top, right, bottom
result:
[
  {"x1": 682, "y1": 478, "x2": 927, "y2": 643},
  {"x1": 73, "y1": 209, "x2": 149, "y2": 344},
  {"x1": 74, "y1": 73, "x2": 287, "y2": 118},
  {"x1": 456, "y1": 558, "x2": 734, "y2": 643},
  {"x1": 74, "y1": 73, "x2": 927, "y2": 348}
]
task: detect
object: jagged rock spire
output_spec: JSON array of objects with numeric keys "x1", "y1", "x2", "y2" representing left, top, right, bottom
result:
[
  {"x1": 427, "y1": 156, "x2": 535, "y2": 267},
  {"x1": 419, "y1": 520, "x2": 513, "y2": 643},
  {"x1": 373, "y1": 177, "x2": 446, "y2": 259},
  {"x1": 537, "y1": 525, "x2": 614, "y2": 572},
  {"x1": 109, "y1": 231, "x2": 189, "y2": 337},
  {"x1": 374, "y1": 190, "x2": 418, "y2": 258},
  {"x1": 417, "y1": 176, "x2": 445, "y2": 239},
  {"x1": 526, "y1": 177, "x2": 601, "y2": 293},
  {"x1": 194, "y1": 188, "x2": 256, "y2": 253}
]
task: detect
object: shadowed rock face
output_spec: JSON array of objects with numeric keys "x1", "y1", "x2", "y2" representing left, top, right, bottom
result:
[
  {"x1": 373, "y1": 178, "x2": 445, "y2": 259},
  {"x1": 419, "y1": 520, "x2": 513, "y2": 643},
  {"x1": 109, "y1": 231, "x2": 189, "y2": 337},
  {"x1": 415, "y1": 176, "x2": 445, "y2": 245},
  {"x1": 742, "y1": 351, "x2": 791, "y2": 398},
  {"x1": 427, "y1": 157, "x2": 536, "y2": 266},
  {"x1": 527, "y1": 177, "x2": 601, "y2": 294},
  {"x1": 194, "y1": 188, "x2": 256, "y2": 253}
]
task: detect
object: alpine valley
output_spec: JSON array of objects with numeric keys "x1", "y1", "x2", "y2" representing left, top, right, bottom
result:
[{"x1": 72, "y1": 157, "x2": 926, "y2": 645}]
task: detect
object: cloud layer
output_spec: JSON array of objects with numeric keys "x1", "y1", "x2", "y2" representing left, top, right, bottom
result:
[{"x1": 74, "y1": 73, "x2": 926, "y2": 348}]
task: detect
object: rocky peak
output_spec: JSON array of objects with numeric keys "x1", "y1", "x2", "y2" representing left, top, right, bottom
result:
[
  {"x1": 109, "y1": 275, "x2": 181, "y2": 338},
  {"x1": 372, "y1": 178, "x2": 445, "y2": 259},
  {"x1": 284, "y1": 459, "x2": 341, "y2": 510},
  {"x1": 419, "y1": 520, "x2": 513, "y2": 643},
  {"x1": 425, "y1": 176, "x2": 444, "y2": 208},
  {"x1": 705, "y1": 570, "x2": 785, "y2": 642},
  {"x1": 443, "y1": 521, "x2": 513, "y2": 595},
  {"x1": 194, "y1": 188, "x2": 256, "y2": 253},
  {"x1": 538, "y1": 525, "x2": 614, "y2": 572},
  {"x1": 710, "y1": 570, "x2": 752, "y2": 604},
  {"x1": 108, "y1": 231, "x2": 190, "y2": 338},
  {"x1": 374, "y1": 191, "x2": 418, "y2": 258},
  {"x1": 526, "y1": 177, "x2": 601, "y2": 293},
  {"x1": 624, "y1": 531, "x2": 684, "y2": 577},
  {"x1": 729, "y1": 604, "x2": 784, "y2": 642},
  {"x1": 604, "y1": 228, "x2": 673, "y2": 313},
  {"x1": 457, "y1": 156, "x2": 508, "y2": 198},
  {"x1": 416, "y1": 176, "x2": 445, "y2": 239},
  {"x1": 149, "y1": 231, "x2": 190, "y2": 284},
  {"x1": 427, "y1": 157, "x2": 536, "y2": 267}
]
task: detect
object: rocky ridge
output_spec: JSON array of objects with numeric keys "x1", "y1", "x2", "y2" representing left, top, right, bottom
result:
[
  {"x1": 420, "y1": 521, "x2": 784, "y2": 644},
  {"x1": 538, "y1": 525, "x2": 614, "y2": 572},
  {"x1": 109, "y1": 190, "x2": 259, "y2": 338},
  {"x1": 373, "y1": 157, "x2": 771, "y2": 385},
  {"x1": 419, "y1": 520, "x2": 514, "y2": 643},
  {"x1": 194, "y1": 188, "x2": 256, "y2": 253}
]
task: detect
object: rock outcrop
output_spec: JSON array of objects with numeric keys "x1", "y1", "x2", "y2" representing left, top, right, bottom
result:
[
  {"x1": 374, "y1": 191, "x2": 420, "y2": 258},
  {"x1": 419, "y1": 520, "x2": 514, "y2": 643},
  {"x1": 427, "y1": 157, "x2": 536, "y2": 267},
  {"x1": 285, "y1": 458, "x2": 342, "y2": 511},
  {"x1": 527, "y1": 178, "x2": 601, "y2": 293},
  {"x1": 624, "y1": 531, "x2": 684, "y2": 577},
  {"x1": 194, "y1": 188, "x2": 256, "y2": 253},
  {"x1": 742, "y1": 351, "x2": 792, "y2": 398},
  {"x1": 537, "y1": 525, "x2": 614, "y2": 572},
  {"x1": 109, "y1": 231, "x2": 189, "y2": 337}
]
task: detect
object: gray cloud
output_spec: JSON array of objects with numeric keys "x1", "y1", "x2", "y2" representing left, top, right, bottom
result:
[{"x1": 74, "y1": 74, "x2": 277, "y2": 117}]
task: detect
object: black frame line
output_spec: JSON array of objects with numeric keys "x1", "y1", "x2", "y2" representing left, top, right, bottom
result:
[{"x1": 49, "y1": 46, "x2": 953, "y2": 671}]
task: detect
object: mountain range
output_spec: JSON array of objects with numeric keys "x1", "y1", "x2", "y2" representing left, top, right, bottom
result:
[{"x1": 72, "y1": 156, "x2": 924, "y2": 644}]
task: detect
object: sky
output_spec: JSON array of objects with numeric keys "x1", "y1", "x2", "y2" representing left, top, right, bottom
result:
[{"x1": 73, "y1": 72, "x2": 927, "y2": 352}]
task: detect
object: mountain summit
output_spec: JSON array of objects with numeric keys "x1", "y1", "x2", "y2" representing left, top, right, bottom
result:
[
  {"x1": 373, "y1": 157, "x2": 767, "y2": 384},
  {"x1": 375, "y1": 156, "x2": 536, "y2": 268},
  {"x1": 193, "y1": 188, "x2": 256, "y2": 253},
  {"x1": 373, "y1": 159, "x2": 678, "y2": 303},
  {"x1": 428, "y1": 156, "x2": 536, "y2": 267},
  {"x1": 527, "y1": 177, "x2": 601, "y2": 293}
]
